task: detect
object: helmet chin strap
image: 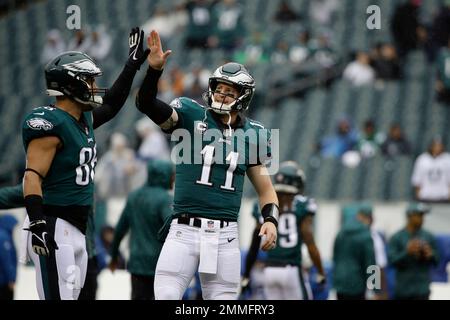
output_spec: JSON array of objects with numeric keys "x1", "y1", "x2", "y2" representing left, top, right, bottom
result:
[
  {"x1": 225, "y1": 112, "x2": 232, "y2": 138},
  {"x1": 202, "y1": 107, "x2": 208, "y2": 123}
]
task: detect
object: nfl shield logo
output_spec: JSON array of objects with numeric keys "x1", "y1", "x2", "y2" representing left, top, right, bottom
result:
[{"x1": 207, "y1": 220, "x2": 214, "y2": 229}]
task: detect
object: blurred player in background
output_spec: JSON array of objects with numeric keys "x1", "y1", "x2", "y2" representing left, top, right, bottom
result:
[
  {"x1": 108, "y1": 159, "x2": 174, "y2": 300},
  {"x1": 0, "y1": 184, "x2": 99, "y2": 300},
  {"x1": 242, "y1": 161, "x2": 326, "y2": 300},
  {"x1": 388, "y1": 203, "x2": 439, "y2": 300},
  {"x1": 21, "y1": 27, "x2": 149, "y2": 300},
  {"x1": 333, "y1": 205, "x2": 376, "y2": 300}
]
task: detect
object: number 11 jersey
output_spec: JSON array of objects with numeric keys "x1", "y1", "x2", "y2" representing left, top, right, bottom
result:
[{"x1": 168, "y1": 97, "x2": 271, "y2": 221}]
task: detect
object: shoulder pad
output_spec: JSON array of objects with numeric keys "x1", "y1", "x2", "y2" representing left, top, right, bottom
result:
[
  {"x1": 22, "y1": 107, "x2": 64, "y2": 147},
  {"x1": 306, "y1": 198, "x2": 317, "y2": 214},
  {"x1": 294, "y1": 195, "x2": 308, "y2": 204},
  {"x1": 170, "y1": 97, "x2": 204, "y2": 110},
  {"x1": 247, "y1": 119, "x2": 266, "y2": 130},
  {"x1": 24, "y1": 107, "x2": 61, "y2": 131}
]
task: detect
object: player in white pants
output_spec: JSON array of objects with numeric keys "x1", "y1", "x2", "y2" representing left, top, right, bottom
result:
[
  {"x1": 136, "y1": 31, "x2": 279, "y2": 300},
  {"x1": 242, "y1": 161, "x2": 326, "y2": 300},
  {"x1": 24, "y1": 216, "x2": 87, "y2": 300},
  {"x1": 155, "y1": 218, "x2": 240, "y2": 300}
]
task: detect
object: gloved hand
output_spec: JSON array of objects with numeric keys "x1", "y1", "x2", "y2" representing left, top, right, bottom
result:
[
  {"x1": 126, "y1": 27, "x2": 150, "y2": 70},
  {"x1": 28, "y1": 220, "x2": 58, "y2": 256}
]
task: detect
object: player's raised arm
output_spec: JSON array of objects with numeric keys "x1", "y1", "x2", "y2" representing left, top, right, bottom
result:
[
  {"x1": 92, "y1": 27, "x2": 149, "y2": 129},
  {"x1": 135, "y1": 30, "x2": 178, "y2": 131}
]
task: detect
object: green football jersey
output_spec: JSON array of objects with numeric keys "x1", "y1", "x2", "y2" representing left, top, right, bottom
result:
[
  {"x1": 0, "y1": 183, "x2": 97, "y2": 258},
  {"x1": 169, "y1": 97, "x2": 271, "y2": 221},
  {"x1": 253, "y1": 195, "x2": 316, "y2": 265},
  {"x1": 0, "y1": 184, "x2": 24, "y2": 209},
  {"x1": 22, "y1": 106, "x2": 97, "y2": 206}
]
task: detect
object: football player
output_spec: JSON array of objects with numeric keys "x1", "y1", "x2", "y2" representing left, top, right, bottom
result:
[
  {"x1": 0, "y1": 183, "x2": 99, "y2": 300},
  {"x1": 108, "y1": 159, "x2": 174, "y2": 300},
  {"x1": 135, "y1": 30, "x2": 278, "y2": 300},
  {"x1": 242, "y1": 161, "x2": 326, "y2": 300},
  {"x1": 21, "y1": 27, "x2": 149, "y2": 300}
]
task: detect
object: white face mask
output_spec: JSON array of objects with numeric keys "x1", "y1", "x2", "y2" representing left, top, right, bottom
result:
[
  {"x1": 83, "y1": 80, "x2": 104, "y2": 108},
  {"x1": 210, "y1": 99, "x2": 236, "y2": 114}
]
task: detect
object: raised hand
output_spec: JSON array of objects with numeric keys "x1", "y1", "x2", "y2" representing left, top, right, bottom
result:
[{"x1": 146, "y1": 30, "x2": 172, "y2": 70}]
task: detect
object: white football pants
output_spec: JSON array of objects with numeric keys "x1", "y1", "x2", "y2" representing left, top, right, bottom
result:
[
  {"x1": 155, "y1": 218, "x2": 240, "y2": 300},
  {"x1": 264, "y1": 265, "x2": 313, "y2": 300},
  {"x1": 27, "y1": 216, "x2": 88, "y2": 300}
]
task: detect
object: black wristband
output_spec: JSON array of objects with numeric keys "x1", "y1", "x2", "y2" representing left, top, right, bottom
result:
[
  {"x1": 261, "y1": 203, "x2": 279, "y2": 228},
  {"x1": 24, "y1": 195, "x2": 44, "y2": 222}
]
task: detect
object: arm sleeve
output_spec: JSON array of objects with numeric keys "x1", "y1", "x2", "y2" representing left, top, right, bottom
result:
[
  {"x1": 92, "y1": 64, "x2": 138, "y2": 129},
  {"x1": 110, "y1": 200, "x2": 131, "y2": 259},
  {"x1": 0, "y1": 184, "x2": 24, "y2": 209},
  {"x1": 135, "y1": 66, "x2": 174, "y2": 125},
  {"x1": 22, "y1": 112, "x2": 64, "y2": 149}
]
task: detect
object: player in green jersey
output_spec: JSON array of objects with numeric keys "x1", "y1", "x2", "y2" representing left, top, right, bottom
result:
[
  {"x1": 136, "y1": 30, "x2": 278, "y2": 300},
  {"x1": 242, "y1": 161, "x2": 326, "y2": 300},
  {"x1": 0, "y1": 184, "x2": 99, "y2": 299},
  {"x1": 21, "y1": 27, "x2": 149, "y2": 300},
  {"x1": 108, "y1": 159, "x2": 174, "y2": 300}
]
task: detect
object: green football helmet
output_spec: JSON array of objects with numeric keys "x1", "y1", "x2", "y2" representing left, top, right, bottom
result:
[
  {"x1": 274, "y1": 161, "x2": 306, "y2": 194},
  {"x1": 45, "y1": 51, "x2": 107, "y2": 108}
]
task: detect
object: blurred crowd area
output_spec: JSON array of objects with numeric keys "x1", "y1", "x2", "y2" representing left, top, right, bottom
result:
[{"x1": 0, "y1": 0, "x2": 450, "y2": 203}]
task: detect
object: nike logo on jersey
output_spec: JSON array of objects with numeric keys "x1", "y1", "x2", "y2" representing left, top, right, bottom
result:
[
  {"x1": 87, "y1": 138, "x2": 94, "y2": 143},
  {"x1": 227, "y1": 238, "x2": 235, "y2": 243},
  {"x1": 33, "y1": 112, "x2": 45, "y2": 115}
]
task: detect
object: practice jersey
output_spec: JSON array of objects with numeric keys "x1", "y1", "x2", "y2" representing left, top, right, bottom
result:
[
  {"x1": 252, "y1": 195, "x2": 317, "y2": 265},
  {"x1": 22, "y1": 106, "x2": 97, "y2": 207},
  {"x1": 169, "y1": 97, "x2": 271, "y2": 221}
]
